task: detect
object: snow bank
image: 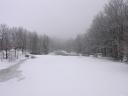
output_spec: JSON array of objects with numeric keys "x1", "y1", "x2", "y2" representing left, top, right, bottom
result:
[
  {"x1": 0, "y1": 50, "x2": 26, "y2": 70},
  {"x1": 0, "y1": 55, "x2": 128, "y2": 96}
]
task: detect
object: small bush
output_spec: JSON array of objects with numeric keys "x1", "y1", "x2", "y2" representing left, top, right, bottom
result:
[{"x1": 31, "y1": 55, "x2": 36, "y2": 59}]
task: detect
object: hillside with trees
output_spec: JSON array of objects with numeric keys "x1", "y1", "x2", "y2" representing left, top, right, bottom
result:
[
  {"x1": 0, "y1": 24, "x2": 50, "y2": 60},
  {"x1": 73, "y1": 0, "x2": 128, "y2": 61}
]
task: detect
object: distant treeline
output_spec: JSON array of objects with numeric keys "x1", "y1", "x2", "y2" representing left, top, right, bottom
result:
[
  {"x1": 1, "y1": 0, "x2": 128, "y2": 61},
  {"x1": 73, "y1": 0, "x2": 128, "y2": 61},
  {"x1": 0, "y1": 24, "x2": 49, "y2": 59}
]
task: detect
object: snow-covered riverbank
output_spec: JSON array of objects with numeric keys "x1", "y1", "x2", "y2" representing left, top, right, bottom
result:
[{"x1": 0, "y1": 55, "x2": 128, "y2": 96}]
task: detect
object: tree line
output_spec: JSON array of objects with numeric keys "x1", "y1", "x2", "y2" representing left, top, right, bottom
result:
[
  {"x1": 73, "y1": 0, "x2": 128, "y2": 61},
  {"x1": 0, "y1": 24, "x2": 49, "y2": 59},
  {"x1": 1, "y1": 0, "x2": 128, "y2": 62}
]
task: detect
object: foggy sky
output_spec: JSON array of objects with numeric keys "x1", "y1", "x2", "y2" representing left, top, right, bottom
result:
[{"x1": 0, "y1": 0, "x2": 108, "y2": 39}]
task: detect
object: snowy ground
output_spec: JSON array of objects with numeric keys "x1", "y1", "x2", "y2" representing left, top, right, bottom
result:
[
  {"x1": 0, "y1": 55, "x2": 128, "y2": 96},
  {"x1": 0, "y1": 50, "x2": 25, "y2": 70}
]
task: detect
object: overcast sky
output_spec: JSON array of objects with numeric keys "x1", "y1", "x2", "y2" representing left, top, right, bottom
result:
[{"x1": 0, "y1": 0, "x2": 108, "y2": 39}]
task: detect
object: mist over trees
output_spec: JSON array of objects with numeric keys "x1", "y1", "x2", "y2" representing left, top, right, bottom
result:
[
  {"x1": 0, "y1": 24, "x2": 50, "y2": 59},
  {"x1": 73, "y1": 0, "x2": 128, "y2": 61},
  {"x1": 1, "y1": 0, "x2": 128, "y2": 62}
]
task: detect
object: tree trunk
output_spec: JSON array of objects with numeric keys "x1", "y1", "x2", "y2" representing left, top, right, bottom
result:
[{"x1": 5, "y1": 49, "x2": 8, "y2": 59}]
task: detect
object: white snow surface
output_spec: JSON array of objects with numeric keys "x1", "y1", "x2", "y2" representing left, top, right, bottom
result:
[
  {"x1": 0, "y1": 55, "x2": 128, "y2": 96},
  {"x1": 0, "y1": 50, "x2": 25, "y2": 70},
  {"x1": 0, "y1": 57, "x2": 25, "y2": 70}
]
